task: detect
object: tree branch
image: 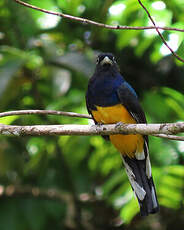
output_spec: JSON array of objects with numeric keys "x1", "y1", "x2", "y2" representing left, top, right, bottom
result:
[
  {"x1": 0, "y1": 184, "x2": 97, "y2": 204},
  {"x1": 0, "y1": 184, "x2": 70, "y2": 202},
  {"x1": 0, "y1": 184, "x2": 75, "y2": 228},
  {"x1": 0, "y1": 110, "x2": 184, "y2": 141},
  {"x1": 0, "y1": 184, "x2": 98, "y2": 228},
  {"x1": 0, "y1": 122, "x2": 184, "y2": 139},
  {"x1": 138, "y1": 0, "x2": 184, "y2": 63},
  {"x1": 0, "y1": 109, "x2": 91, "y2": 119},
  {"x1": 14, "y1": 0, "x2": 184, "y2": 63},
  {"x1": 152, "y1": 133, "x2": 184, "y2": 141},
  {"x1": 14, "y1": 0, "x2": 184, "y2": 33}
]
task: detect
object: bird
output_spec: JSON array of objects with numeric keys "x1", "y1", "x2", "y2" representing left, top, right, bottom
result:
[{"x1": 85, "y1": 53, "x2": 159, "y2": 216}]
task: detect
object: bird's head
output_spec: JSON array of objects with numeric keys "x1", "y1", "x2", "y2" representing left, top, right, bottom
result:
[{"x1": 95, "y1": 53, "x2": 119, "y2": 72}]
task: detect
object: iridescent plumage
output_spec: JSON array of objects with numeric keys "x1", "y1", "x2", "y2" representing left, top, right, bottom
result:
[{"x1": 86, "y1": 53, "x2": 159, "y2": 216}]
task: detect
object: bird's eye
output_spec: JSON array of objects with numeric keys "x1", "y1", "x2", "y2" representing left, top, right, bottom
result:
[{"x1": 96, "y1": 57, "x2": 99, "y2": 64}]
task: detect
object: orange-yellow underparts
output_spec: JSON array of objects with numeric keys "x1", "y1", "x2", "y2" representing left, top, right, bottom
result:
[{"x1": 92, "y1": 104, "x2": 144, "y2": 158}]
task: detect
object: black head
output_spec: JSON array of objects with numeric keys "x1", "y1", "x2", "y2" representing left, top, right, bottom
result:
[{"x1": 95, "y1": 53, "x2": 119, "y2": 72}]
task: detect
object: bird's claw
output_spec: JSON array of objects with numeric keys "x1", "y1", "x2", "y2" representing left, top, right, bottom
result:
[
  {"x1": 115, "y1": 122, "x2": 124, "y2": 128},
  {"x1": 97, "y1": 122, "x2": 104, "y2": 126},
  {"x1": 92, "y1": 123, "x2": 104, "y2": 132}
]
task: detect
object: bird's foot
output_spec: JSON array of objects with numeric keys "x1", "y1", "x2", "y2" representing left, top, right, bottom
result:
[
  {"x1": 96, "y1": 123, "x2": 104, "y2": 131},
  {"x1": 92, "y1": 123, "x2": 104, "y2": 132},
  {"x1": 97, "y1": 122, "x2": 104, "y2": 126},
  {"x1": 115, "y1": 122, "x2": 124, "y2": 129}
]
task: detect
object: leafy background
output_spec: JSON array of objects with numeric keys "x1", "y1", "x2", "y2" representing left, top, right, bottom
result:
[{"x1": 0, "y1": 0, "x2": 184, "y2": 229}]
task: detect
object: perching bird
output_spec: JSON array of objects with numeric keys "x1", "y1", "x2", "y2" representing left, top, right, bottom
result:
[{"x1": 86, "y1": 53, "x2": 159, "y2": 216}]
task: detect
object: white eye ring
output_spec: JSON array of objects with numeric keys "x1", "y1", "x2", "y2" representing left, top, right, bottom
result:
[{"x1": 96, "y1": 58, "x2": 99, "y2": 64}]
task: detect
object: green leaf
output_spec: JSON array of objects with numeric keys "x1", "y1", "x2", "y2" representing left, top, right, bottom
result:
[
  {"x1": 0, "y1": 115, "x2": 18, "y2": 125},
  {"x1": 120, "y1": 198, "x2": 139, "y2": 223}
]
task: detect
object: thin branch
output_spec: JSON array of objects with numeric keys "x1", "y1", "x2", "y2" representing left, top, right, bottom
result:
[
  {"x1": 152, "y1": 133, "x2": 184, "y2": 141},
  {"x1": 0, "y1": 184, "x2": 75, "y2": 228},
  {"x1": 0, "y1": 109, "x2": 92, "y2": 119},
  {"x1": 0, "y1": 184, "x2": 70, "y2": 202},
  {"x1": 0, "y1": 122, "x2": 184, "y2": 138},
  {"x1": 138, "y1": 0, "x2": 184, "y2": 63},
  {"x1": 14, "y1": 0, "x2": 184, "y2": 32},
  {"x1": 0, "y1": 184, "x2": 97, "y2": 204},
  {"x1": 0, "y1": 184, "x2": 99, "y2": 228}
]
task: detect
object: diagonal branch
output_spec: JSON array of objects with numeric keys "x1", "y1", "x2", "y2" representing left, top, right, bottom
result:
[
  {"x1": 14, "y1": 0, "x2": 184, "y2": 33},
  {"x1": 138, "y1": 0, "x2": 184, "y2": 63}
]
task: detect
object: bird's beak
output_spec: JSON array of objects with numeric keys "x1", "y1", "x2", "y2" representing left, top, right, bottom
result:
[{"x1": 100, "y1": 56, "x2": 113, "y2": 65}]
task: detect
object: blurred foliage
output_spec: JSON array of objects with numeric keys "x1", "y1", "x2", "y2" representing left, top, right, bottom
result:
[{"x1": 0, "y1": 0, "x2": 184, "y2": 229}]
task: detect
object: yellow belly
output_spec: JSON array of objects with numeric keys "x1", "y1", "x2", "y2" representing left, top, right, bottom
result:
[{"x1": 92, "y1": 104, "x2": 144, "y2": 158}]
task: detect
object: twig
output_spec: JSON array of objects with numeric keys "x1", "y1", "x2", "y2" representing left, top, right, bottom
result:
[
  {"x1": 0, "y1": 109, "x2": 92, "y2": 119},
  {"x1": 0, "y1": 184, "x2": 99, "y2": 227},
  {"x1": 0, "y1": 122, "x2": 184, "y2": 138},
  {"x1": 152, "y1": 133, "x2": 184, "y2": 141},
  {"x1": 0, "y1": 184, "x2": 76, "y2": 228},
  {"x1": 14, "y1": 0, "x2": 184, "y2": 33},
  {"x1": 138, "y1": 0, "x2": 184, "y2": 63},
  {"x1": 0, "y1": 184, "x2": 70, "y2": 202},
  {"x1": 0, "y1": 184, "x2": 97, "y2": 203}
]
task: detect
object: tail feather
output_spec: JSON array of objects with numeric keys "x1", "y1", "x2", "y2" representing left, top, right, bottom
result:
[{"x1": 121, "y1": 145, "x2": 159, "y2": 216}]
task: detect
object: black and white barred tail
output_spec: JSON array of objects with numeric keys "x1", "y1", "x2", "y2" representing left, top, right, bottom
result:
[{"x1": 121, "y1": 143, "x2": 159, "y2": 216}]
